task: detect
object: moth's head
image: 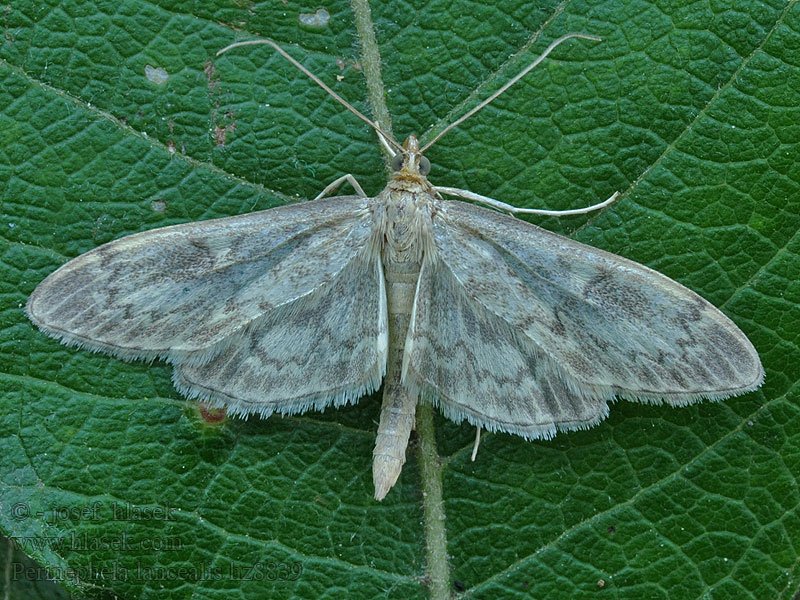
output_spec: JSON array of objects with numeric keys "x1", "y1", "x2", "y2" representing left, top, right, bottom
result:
[{"x1": 390, "y1": 135, "x2": 431, "y2": 181}]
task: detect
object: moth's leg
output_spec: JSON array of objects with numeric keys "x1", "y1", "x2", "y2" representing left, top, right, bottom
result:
[
  {"x1": 471, "y1": 426, "x2": 481, "y2": 462},
  {"x1": 313, "y1": 174, "x2": 367, "y2": 201},
  {"x1": 434, "y1": 186, "x2": 620, "y2": 216}
]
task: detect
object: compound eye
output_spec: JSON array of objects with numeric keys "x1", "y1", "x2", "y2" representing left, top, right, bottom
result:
[
  {"x1": 391, "y1": 153, "x2": 404, "y2": 171},
  {"x1": 419, "y1": 156, "x2": 431, "y2": 176}
]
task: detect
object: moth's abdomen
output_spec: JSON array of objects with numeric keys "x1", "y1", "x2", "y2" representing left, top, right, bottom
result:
[
  {"x1": 373, "y1": 254, "x2": 420, "y2": 500},
  {"x1": 373, "y1": 367, "x2": 416, "y2": 500}
]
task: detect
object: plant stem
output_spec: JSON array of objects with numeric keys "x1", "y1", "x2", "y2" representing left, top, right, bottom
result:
[
  {"x1": 416, "y1": 402, "x2": 451, "y2": 599},
  {"x1": 350, "y1": 0, "x2": 395, "y2": 162}
]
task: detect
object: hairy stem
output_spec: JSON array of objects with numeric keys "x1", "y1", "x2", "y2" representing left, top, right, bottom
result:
[
  {"x1": 416, "y1": 402, "x2": 450, "y2": 599},
  {"x1": 350, "y1": 0, "x2": 395, "y2": 162}
]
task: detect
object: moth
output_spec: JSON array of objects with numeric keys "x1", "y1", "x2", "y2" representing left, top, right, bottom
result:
[{"x1": 26, "y1": 34, "x2": 764, "y2": 500}]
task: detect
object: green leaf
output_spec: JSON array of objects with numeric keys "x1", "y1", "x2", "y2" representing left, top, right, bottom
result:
[{"x1": 1, "y1": 1, "x2": 798, "y2": 599}]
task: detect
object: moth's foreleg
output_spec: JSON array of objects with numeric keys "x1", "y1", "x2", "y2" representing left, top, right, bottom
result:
[{"x1": 313, "y1": 174, "x2": 367, "y2": 201}]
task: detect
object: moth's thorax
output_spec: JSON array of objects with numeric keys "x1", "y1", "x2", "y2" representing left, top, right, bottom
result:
[
  {"x1": 375, "y1": 188, "x2": 436, "y2": 264},
  {"x1": 371, "y1": 134, "x2": 435, "y2": 264},
  {"x1": 387, "y1": 173, "x2": 433, "y2": 194}
]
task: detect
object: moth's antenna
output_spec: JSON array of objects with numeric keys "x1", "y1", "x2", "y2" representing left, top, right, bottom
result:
[
  {"x1": 377, "y1": 131, "x2": 398, "y2": 157},
  {"x1": 420, "y1": 33, "x2": 601, "y2": 153},
  {"x1": 217, "y1": 39, "x2": 405, "y2": 153}
]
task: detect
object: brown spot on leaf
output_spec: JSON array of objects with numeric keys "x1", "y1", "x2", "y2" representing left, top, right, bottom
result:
[
  {"x1": 198, "y1": 404, "x2": 226, "y2": 424},
  {"x1": 204, "y1": 60, "x2": 218, "y2": 92},
  {"x1": 214, "y1": 123, "x2": 236, "y2": 146}
]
